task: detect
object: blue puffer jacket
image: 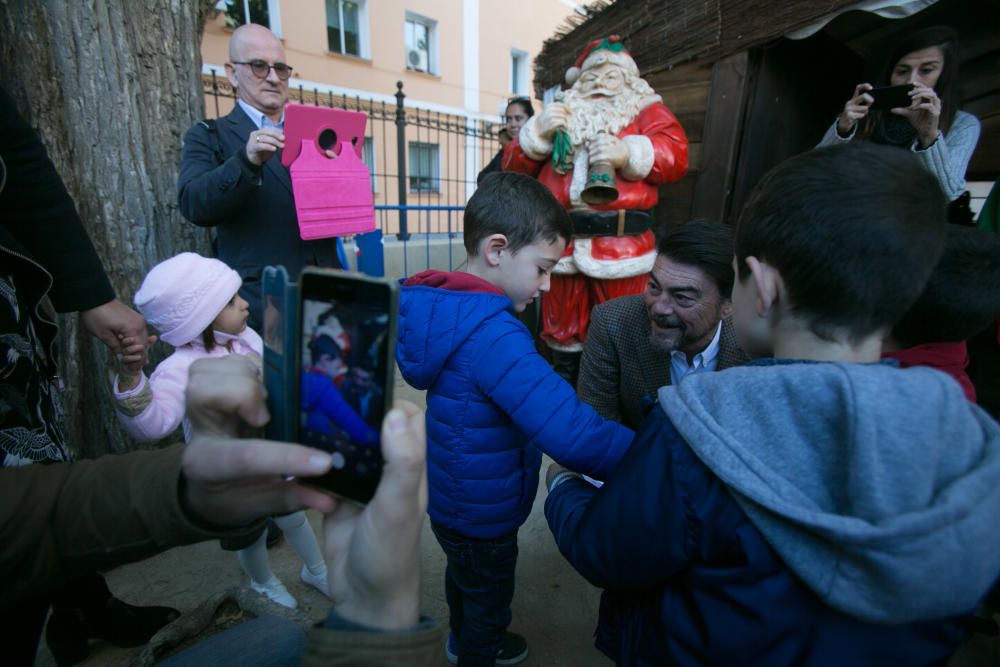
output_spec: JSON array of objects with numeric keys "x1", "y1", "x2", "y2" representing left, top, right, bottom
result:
[{"x1": 397, "y1": 270, "x2": 634, "y2": 539}]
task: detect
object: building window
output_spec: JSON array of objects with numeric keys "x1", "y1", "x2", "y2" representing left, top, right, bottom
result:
[
  {"x1": 326, "y1": 0, "x2": 366, "y2": 57},
  {"x1": 405, "y1": 14, "x2": 436, "y2": 74},
  {"x1": 362, "y1": 137, "x2": 377, "y2": 193},
  {"x1": 408, "y1": 142, "x2": 439, "y2": 193},
  {"x1": 221, "y1": 0, "x2": 282, "y2": 37},
  {"x1": 511, "y1": 49, "x2": 529, "y2": 96}
]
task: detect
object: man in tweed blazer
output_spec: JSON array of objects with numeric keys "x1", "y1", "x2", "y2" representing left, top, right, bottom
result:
[{"x1": 578, "y1": 222, "x2": 749, "y2": 429}]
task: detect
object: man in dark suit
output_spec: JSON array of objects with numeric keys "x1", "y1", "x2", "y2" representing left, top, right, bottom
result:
[
  {"x1": 178, "y1": 23, "x2": 340, "y2": 331},
  {"x1": 577, "y1": 221, "x2": 748, "y2": 429}
]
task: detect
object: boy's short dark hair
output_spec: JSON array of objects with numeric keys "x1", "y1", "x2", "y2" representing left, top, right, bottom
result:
[
  {"x1": 464, "y1": 172, "x2": 571, "y2": 256},
  {"x1": 657, "y1": 220, "x2": 735, "y2": 299},
  {"x1": 892, "y1": 225, "x2": 1000, "y2": 346},
  {"x1": 734, "y1": 142, "x2": 947, "y2": 342},
  {"x1": 309, "y1": 334, "x2": 341, "y2": 365}
]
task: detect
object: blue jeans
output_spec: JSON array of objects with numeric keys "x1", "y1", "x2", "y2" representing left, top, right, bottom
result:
[
  {"x1": 156, "y1": 616, "x2": 305, "y2": 667},
  {"x1": 431, "y1": 521, "x2": 519, "y2": 667}
]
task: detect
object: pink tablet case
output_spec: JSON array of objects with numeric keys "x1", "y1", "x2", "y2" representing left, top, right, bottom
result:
[{"x1": 281, "y1": 103, "x2": 374, "y2": 240}]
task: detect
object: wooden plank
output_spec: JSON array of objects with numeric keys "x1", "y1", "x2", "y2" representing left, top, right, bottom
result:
[
  {"x1": 690, "y1": 51, "x2": 749, "y2": 225},
  {"x1": 654, "y1": 172, "x2": 700, "y2": 228},
  {"x1": 645, "y1": 60, "x2": 714, "y2": 89},
  {"x1": 659, "y1": 82, "x2": 711, "y2": 116},
  {"x1": 968, "y1": 113, "x2": 1000, "y2": 180}
]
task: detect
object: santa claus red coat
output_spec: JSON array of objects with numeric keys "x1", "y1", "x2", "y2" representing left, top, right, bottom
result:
[{"x1": 502, "y1": 71, "x2": 688, "y2": 351}]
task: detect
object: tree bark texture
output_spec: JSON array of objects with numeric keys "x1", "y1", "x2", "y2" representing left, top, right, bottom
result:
[{"x1": 0, "y1": 0, "x2": 217, "y2": 457}]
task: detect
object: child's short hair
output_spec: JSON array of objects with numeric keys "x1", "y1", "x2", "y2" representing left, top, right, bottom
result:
[
  {"x1": 464, "y1": 172, "x2": 571, "y2": 256},
  {"x1": 734, "y1": 142, "x2": 947, "y2": 342},
  {"x1": 892, "y1": 225, "x2": 1000, "y2": 346},
  {"x1": 309, "y1": 334, "x2": 342, "y2": 366}
]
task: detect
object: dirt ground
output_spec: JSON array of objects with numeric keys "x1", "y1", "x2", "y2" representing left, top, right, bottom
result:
[{"x1": 35, "y1": 373, "x2": 1000, "y2": 666}]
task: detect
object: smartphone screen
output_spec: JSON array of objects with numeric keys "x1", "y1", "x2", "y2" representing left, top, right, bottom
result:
[
  {"x1": 296, "y1": 270, "x2": 396, "y2": 503},
  {"x1": 869, "y1": 84, "x2": 914, "y2": 111}
]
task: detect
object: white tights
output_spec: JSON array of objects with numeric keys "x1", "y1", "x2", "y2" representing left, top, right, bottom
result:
[{"x1": 236, "y1": 511, "x2": 325, "y2": 585}]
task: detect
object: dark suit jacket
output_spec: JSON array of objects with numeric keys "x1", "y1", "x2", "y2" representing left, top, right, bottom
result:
[
  {"x1": 177, "y1": 105, "x2": 339, "y2": 328},
  {"x1": 577, "y1": 294, "x2": 749, "y2": 430}
]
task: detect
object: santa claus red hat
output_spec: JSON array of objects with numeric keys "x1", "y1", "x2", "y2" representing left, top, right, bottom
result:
[{"x1": 565, "y1": 35, "x2": 639, "y2": 87}]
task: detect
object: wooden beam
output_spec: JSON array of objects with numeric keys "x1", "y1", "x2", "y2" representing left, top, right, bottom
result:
[{"x1": 690, "y1": 51, "x2": 750, "y2": 224}]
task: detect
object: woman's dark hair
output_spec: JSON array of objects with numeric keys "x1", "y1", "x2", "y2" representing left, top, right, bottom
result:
[
  {"x1": 859, "y1": 25, "x2": 960, "y2": 139},
  {"x1": 505, "y1": 97, "x2": 534, "y2": 119}
]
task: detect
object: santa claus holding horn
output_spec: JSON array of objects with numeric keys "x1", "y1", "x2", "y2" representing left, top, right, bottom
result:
[{"x1": 503, "y1": 35, "x2": 689, "y2": 382}]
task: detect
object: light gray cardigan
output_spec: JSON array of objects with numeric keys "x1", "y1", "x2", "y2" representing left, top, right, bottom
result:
[{"x1": 817, "y1": 109, "x2": 981, "y2": 201}]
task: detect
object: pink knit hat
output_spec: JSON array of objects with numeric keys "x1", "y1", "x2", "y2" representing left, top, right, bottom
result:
[{"x1": 134, "y1": 252, "x2": 242, "y2": 346}]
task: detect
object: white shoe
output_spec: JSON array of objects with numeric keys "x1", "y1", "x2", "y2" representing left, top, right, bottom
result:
[
  {"x1": 250, "y1": 576, "x2": 297, "y2": 609},
  {"x1": 300, "y1": 564, "x2": 330, "y2": 598}
]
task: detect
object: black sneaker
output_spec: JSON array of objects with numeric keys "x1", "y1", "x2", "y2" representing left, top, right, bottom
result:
[
  {"x1": 496, "y1": 631, "x2": 529, "y2": 665},
  {"x1": 445, "y1": 632, "x2": 529, "y2": 666}
]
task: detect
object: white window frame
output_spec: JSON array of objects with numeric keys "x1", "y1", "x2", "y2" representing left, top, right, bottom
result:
[
  {"x1": 408, "y1": 141, "x2": 440, "y2": 194},
  {"x1": 510, "y1": 49, "x2": 529, "y2": 96},
  {"x1": 362, "y1": 137, "x2": 377, "y2": 193},
  {"x1": 219, "y1": 0, "x2": 282, "y2": 37},
  {"x1": 404, "y1": 12, "x2": 438, "y2": 75},
  {"x1": 325, "y1": 0, "x2": 369, "y2": 58}
]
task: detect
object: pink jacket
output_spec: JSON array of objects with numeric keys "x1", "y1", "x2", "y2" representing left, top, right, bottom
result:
[{"x1": 114, "y1": 328, "x2": 263, "y2": 443}]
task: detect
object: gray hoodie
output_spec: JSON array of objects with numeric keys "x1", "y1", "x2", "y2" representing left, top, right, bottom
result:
[{"x1": 660, "y1": 360, "x2": 1000, "y2": 624}]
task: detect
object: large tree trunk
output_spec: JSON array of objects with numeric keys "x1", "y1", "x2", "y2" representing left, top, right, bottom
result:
[{"x1": 0, "y1": 0, "x2": 217, "y2": 457}]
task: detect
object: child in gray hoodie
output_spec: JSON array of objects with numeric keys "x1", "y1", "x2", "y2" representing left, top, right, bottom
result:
[{"x1": 546, "y1": 142, "x2": 1000, "y2": 666}]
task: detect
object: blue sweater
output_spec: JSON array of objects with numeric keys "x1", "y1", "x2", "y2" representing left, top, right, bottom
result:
[
  {"x1": 546, "y1": 360, "x2": 1000, "y2": 665},
  {"x1": 397, "y1": 273, "x2": 634, "y2": 538}
]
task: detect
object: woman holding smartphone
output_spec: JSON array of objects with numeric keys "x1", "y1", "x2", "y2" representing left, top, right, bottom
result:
[{"x1": 817, "y1": 26, "x2": 981, "y2": 210}]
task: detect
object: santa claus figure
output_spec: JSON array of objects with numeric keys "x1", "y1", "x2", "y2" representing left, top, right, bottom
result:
[{"x1": 503, "y1": 35, "x2": 688, "y2": 382}]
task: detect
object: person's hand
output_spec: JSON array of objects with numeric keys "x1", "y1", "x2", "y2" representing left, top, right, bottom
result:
[
  {"x1": 588, "y1": 133, "x2": 629, "y2": 170},
  {"x1": 245, "y1": 128, "x2": 285, "y2": 166},
  {"x1": 546, "y1": 462, "x2": 568, "y2": 489},
  {"x1": 837, "y1": 83, "x2": 874, "y2": 136},
  {"x1": 80, "y1": 299, "x2": 150, "y2": 371},
  {"x1": 893, "y1": 83, "x2": 941, "y2": 148},
  {"x1": 181, "y1": 356, "x2": 336, "y2": 526},
  {"x1": 324, "y1": 402, "x2": 427, "y2": 631},
  {"x1": 534, "y1": 102, "x2": 570, "y2": 140},
  {"x1": 118, "y1": 334, "x2": 157, "y2": 368}
]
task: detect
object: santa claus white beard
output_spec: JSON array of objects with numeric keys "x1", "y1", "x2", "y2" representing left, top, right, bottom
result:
[{"x1": 562, "y1": 88, "x2": 644, "y2": 147}]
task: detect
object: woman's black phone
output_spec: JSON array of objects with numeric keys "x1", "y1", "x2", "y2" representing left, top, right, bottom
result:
[
  {"x1": 869, "y1": 84, "x2": 915, "y2": 110},
  {"x1": 295, "y1": 269, "x2": 398, "y2": 504}
]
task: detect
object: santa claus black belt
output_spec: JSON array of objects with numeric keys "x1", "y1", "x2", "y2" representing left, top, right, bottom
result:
[{"x1": 570, "y1": 210, "x2": 651, "y2": 237}]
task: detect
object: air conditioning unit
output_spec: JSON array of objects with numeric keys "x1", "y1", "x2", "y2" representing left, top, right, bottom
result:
[{"x1": 407, "y1": 48, "x2": 428, "y2": 72}]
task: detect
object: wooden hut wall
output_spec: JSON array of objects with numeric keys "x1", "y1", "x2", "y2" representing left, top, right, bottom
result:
[{"x1": 645, "y1": 59, "x2": 714, "y2": 228}]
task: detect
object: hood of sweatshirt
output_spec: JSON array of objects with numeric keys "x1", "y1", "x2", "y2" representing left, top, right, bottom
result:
[
  {"x1": 396, "y1": 270, "x2": 512, "y2": 390},
  {"x1": 659, "y1": 360, "x2": 1000, "y2": 624}
]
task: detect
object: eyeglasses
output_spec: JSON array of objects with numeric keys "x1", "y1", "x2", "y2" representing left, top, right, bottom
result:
[{"x1": 232, "y1": 60, "x2": 293, "y2": 81}]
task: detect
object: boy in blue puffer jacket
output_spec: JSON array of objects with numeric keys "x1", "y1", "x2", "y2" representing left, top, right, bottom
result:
[{"x1": 396, "y1": 172, "x2": 634, "y2": 666}]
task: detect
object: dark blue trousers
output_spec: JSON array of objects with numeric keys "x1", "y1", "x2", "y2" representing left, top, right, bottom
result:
[{"x1": 431, "y1": 521, "x2": 519, "y2": 667}]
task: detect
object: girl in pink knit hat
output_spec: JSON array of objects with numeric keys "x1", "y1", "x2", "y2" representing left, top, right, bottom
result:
[{"x1": 111, "y1": 252, "x2": 329, "y2": 610}]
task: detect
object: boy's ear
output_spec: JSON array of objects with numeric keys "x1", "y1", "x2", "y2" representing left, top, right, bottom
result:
[
  {"x1": 481, "y1": 234, "x2": 509, "y2": 267},
  {"x1": 746, "y1": 256, "x2": 782, "y2": 318}
]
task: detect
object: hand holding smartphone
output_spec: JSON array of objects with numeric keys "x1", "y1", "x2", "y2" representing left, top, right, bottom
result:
[
  {"x1": 868, "y1": 84, "x2": 915, "y2": 111},
  {"x1": 295, "y1": 269, "x2": 398, "y2": 504}
]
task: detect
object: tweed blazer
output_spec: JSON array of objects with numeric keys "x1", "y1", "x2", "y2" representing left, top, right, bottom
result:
[{"x1": 577, "y1": 294, "x2": 749, "y2": 429}]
